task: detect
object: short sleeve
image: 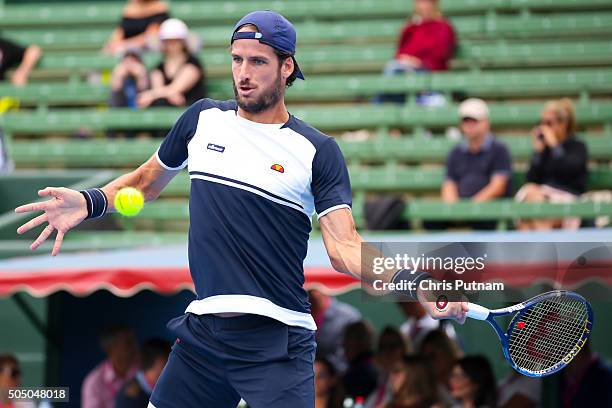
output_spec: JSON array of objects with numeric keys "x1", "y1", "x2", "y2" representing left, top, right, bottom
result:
[
  {"x1": 311, "y1": 138, "x2": 352, "y2": 218},
  {"x1": 156, "y1": 100, "x2": 202, "y2": 170},
  {"x1": 492, "y1": 144, "x2": 512, "y2": 177},
  {"x1": 445, "y1": 148, "x2": 460, "y2": 182},
  {"x1": 0, "y1": 38, "x2": 26, "y2": 77}
]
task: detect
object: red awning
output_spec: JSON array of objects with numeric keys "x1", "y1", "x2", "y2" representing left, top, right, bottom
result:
[
  {"x1": 1, "y1": 232, "x2": 610, "y2": 298},
  {"x1": 0, "y1": 266, "x2": 360, "y2": 298}
]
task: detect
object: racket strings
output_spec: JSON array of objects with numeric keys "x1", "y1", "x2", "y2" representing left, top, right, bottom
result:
[{"x1": 508, "y1": 296, "x2": 588, "y2": 374}]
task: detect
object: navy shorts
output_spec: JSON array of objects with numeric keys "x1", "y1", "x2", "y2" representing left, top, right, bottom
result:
[{"x1": 148, "y1": 313, "x2": 316, "y2": 408}]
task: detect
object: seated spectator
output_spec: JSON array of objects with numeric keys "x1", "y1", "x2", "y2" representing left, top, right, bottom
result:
[
  {"x1": 397, "y1": 301, "x2": 457, "y2": 351},
  {"x1": 137, "y1": 18, "x2": 205, "y2": 108},
  {"x1": 449, "y1": 355, "x2": 497, "y2": 408},
  {"x1": 107, "y1": 47, "x2": 149, "y2": 138},
  {"x1": 367, "y1": 326, "x2": 411, "y2": 408},
  {"x1": 426, "y1": 98, "x2": 512, "y2": 230},
  {"x1": 0, "y1": 37, "x2": 42, "y2": 86},
  {"x1": 498, "y1": 370, "x2": 541, "y2": 408},
  {"x1": 309, "y1": 289, "x2": 361, "y2": 373},
  {"x1": 103, "y1": 0, "x2": 170, "y2": 55},
  {"x1": 109, "y1": 48, "x2": 150, "y2": 111},
  {"x1": 116, "y1": 338, "x2": 171, "y2": 408},
  {"x1": 81, "y1": 326, "x2": 139, "y2": 408},
  {"x1": 342, "y1": 320, "x2": 379, "y2": 400},
  {"x1": 376, "y1": 0, "x2": 455, "y2": 104},
  {"x1": 0, "y1": 354, "x2": 36, "y2": 408},
  {"x1": 418, "y1": 329, "x2": 463, "y2": 405},
  {"x1": 516, "y1": 98, "x2": 588, "y2": 230},
  {"x1": 557, "y1": 341, "x2": 612, "y2": 408},
  {"x1": 380, "y1": 355, "x2": 440, "y2": 408},
  {"x1": 314, "y1": 356, "x2": 345, "y2": 408}
]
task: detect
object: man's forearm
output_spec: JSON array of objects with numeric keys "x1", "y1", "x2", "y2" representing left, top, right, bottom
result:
[{"x1": 100, "y1": 157, "x2": 175, "y2": 213}]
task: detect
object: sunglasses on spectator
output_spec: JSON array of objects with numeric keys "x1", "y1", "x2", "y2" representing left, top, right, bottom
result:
[{"x1": 461, "y1": 117, "x2": 480, "y2": 123}]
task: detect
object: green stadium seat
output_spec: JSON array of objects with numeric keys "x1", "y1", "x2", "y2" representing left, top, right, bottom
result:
[
  {"x1": 130, "y1": 198, "x2": 612, "y2": 226},
  {"x1": 8, "y1": 135, "x2": 612, "y2": 167},
  {"x1": 24, "y1": 39, "x2": 612, "y2": 80},
  {"x1": 2, "y1": 102, "x2": 611, "y2": 135},
  {"x1": 6, "y1": 11, "x2": 612, "y2": 51},
  {"x1": 2, "y1": 68, "x2": 611, "y2": 108},
  {"x1": 404, "y1": 200, "x2": 612, "y2": 221},
  {"x1": 2, "y1": 0, "x2": 611, "y2": 27}
]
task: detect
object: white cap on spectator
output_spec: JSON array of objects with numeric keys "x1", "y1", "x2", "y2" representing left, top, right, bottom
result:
[
  {"x1": 159, "y1": 18, "x2": 189, "y2": 41},
  {"x1": 459, "y1": 98, "x2": 489, "y2": 120}
]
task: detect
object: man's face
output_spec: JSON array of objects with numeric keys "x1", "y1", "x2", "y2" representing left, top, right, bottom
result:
[
  {"x1": 460, "y1": 117, "x2": 489, "y2": 142},
  {"x1": 230, "y1": 31, "x2": 286, "y2": 114}
]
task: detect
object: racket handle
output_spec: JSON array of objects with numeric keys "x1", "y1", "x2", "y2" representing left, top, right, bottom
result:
[{"x1": 466, "y1": 303, "x2": 490, "y2": 320}]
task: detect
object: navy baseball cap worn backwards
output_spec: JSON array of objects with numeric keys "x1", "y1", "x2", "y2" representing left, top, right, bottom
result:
[{"x1": 231, "y1": 10, "x2": 305, "y2": 80}]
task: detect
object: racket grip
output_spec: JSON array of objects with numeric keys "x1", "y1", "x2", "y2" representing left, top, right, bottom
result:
[{"x1": 466, "y1": 303, "x2": 490, "y2": 320}]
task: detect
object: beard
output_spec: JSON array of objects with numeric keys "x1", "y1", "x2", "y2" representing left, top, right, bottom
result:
[{"x1": 233, "y1": 72, "x2": 284, "y2": 114}]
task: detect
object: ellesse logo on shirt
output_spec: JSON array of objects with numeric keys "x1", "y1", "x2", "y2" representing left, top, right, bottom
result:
[
  {"x1": 207, "y1": 143, "x2": 225, "y2": 153},
  {"x1": 270, "y1": 164, "x2": 285, "y2": 173}
]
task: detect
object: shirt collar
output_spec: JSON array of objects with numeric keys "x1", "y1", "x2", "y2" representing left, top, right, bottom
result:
[{"x1": 460, "y1": 133, "x2": 494, "y2": 153}]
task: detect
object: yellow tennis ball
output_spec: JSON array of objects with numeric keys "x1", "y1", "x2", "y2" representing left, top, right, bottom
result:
[{"x1": 114, "y1": 187, "x2": 144, "y2": 217}]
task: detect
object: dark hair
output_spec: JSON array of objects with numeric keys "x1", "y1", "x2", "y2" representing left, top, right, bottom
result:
[
  {"x1": 99, "y1": 325, "x2": 133, "y2": 351},
  {"x1": 0, "y1": 354, "x2": 18, "y2": 370},
  {"x1": 274, "y1": 49, "x2": 298, "y2": 87},
  {"x1": 456, "y1": 355, "x2": 497, "y2": 407},
  {"x1": 315, "y1": 355, "x2": 345, "y2": 408},
  {"x1": 418, "y1": 329, "x2": 461, "y2": 360},
  {"x1": 315, "y1": 355, "x2": 337, "y2": 377},
  {"x1": 391, "y1": 355, "x2": 439, "y2": 407},
  {"x1": 141, "y1": 338, "x2": 171, "y2": 371},
  {"x1": 378, "y1": 325, "x2": 412, "y2": 355},
  {"x1": 344, "y1": 320, "x2": 375, "y2": 352}
]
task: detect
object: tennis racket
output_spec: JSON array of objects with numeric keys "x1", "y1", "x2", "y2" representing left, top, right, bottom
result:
[{"x1": 459, "y1": 290, "x2": 593, "y2": 377}]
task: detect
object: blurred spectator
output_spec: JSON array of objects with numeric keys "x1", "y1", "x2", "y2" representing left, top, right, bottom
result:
[
  {"x1": 426, "y1": 98, "x2": 512, "y2": 231},
  {"x1": 0, "y1": 38, "x2": 42, "y2": 86},
  {"x1": 557, "y1": 341, "x2": 612, "y2": 408},
  {"x1": 516, "y1": 98, "x2": 588, "y2": 230},
  {"x1": 81, "y1": 326, "x2": 139, "y2": 408},
  {"x1": 449, "y1": 355, "x2": 497, "y2": 408},
  {"x1": 115, "y1": 338, "x2": 171, "y2": 408},
  {"x1": 379, "y1": 355, "x2": 441, "y2": 408},
  {"x1": 103, "y1": 0, "x2": 169, "y2": 55},
  {"x1": 367, "y1": 326, "x2": 411, "y2": 408},
  {"x1": 419, "y1": 329, "x2": 463, "y2": 405},
  {"x1": 309, "y1": 289, "x2": 361, "y2": 373},
  {"x1": 397, "y1": 301, "x2": 457, "y2": 350},
  {"x1": 395, "y1": 0, "x2": 455, "y2": 72},
  {"x1": 342, "y1": 320, "x2": 379, "y2": 400},
  {"x1": 107, "y1": 47, "x2": 149, "y2": 138},
  {"x1": 497, "y1": 370, "x2": 541, "y2": 408},
  {"x1": 0, "y1": 354, "x2": 36, "y2": 408},
  {"x1": 314, "y1": 356, "x2": 345, "y2": 408},
  {"x1": 109, "y1": 48, "x2": 150, "y2": 111},
  {"x1": 375, "y1": 0, "x2": 455, "y2": 104},
  {"x1": 137, "y1": 18, "x2": 205, "y2": 108}
]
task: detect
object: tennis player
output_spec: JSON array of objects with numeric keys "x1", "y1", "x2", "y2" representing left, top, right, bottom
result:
[{"x1": 15, "y1": 11, "x2": 467, "y2": 408}]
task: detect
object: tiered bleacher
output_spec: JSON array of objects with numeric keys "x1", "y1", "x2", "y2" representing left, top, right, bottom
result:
[{"x1": 1, "y1": 0, "x2": 611, "y2": 255}]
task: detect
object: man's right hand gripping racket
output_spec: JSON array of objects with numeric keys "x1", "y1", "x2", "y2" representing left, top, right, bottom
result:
[{"x1": 447, "y1": 290, "x2": 593, "y2": 377}]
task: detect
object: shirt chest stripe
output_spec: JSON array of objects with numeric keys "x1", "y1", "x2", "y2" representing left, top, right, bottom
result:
[{"x1": 189, "y1": 171, "x2": 306, "y2": 214}]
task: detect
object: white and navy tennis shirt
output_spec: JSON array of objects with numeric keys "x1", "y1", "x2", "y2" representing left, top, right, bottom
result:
[{"x1": 156, "y1": 98, "x2": 352, "y2": 330}]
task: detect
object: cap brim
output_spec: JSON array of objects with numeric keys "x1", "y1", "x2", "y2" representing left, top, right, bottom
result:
[{"x1": 293, "y1": 57, "x2": 305, "y2": 80}]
